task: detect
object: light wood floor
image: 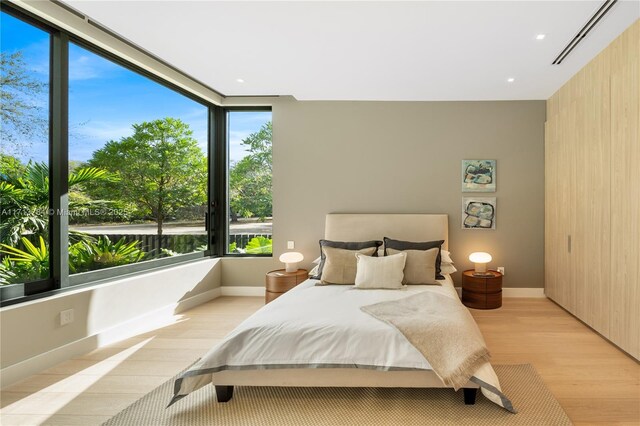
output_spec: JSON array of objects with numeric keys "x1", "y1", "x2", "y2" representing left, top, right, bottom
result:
[{"x1": 1, "y1": 296, "x2": 638, "y2": 425}]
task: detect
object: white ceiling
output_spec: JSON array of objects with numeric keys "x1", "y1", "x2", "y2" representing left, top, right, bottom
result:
[{"x1": 63, "y1": 1, "x2": 639, "y2": 101}]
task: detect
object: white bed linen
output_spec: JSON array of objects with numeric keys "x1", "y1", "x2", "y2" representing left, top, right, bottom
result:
[
  {"x1": 172, "y1": 276, "x2": 514, "y2": 412},
  {"x1": 225, "y1": 278, "x2": 458, "y2": 369},
  {"x1": 174, "y1": 278, "x2": 456, "y2": 394}
]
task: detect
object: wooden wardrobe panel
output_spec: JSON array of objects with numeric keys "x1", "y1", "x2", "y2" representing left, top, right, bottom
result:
[
  {"x1": 610, "y1": 20, "x2": 640, "y2": 359},
  {"x1": 576, "y1": 52, "x2": 611, "y2": 336},
  {"x1": 558, "y1": 107, "x2": 574, "y2": 312},
  {"x1": 559, "y1": 104, "x2": 583, "y2": 315},
  {"x1": 546, "y1": 20, "x2": 638, "y2": 360},
  {"x1": 544, "y1": 119, "x2": 560, "y2": 302}
]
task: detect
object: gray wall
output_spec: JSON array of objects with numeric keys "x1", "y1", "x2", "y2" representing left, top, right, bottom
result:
[{"x1": 224, "y1": 98, "x2": 545, "y2": 288}]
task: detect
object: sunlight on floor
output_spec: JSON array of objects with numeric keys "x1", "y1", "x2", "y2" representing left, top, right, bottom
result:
[{"x1": 1, "y1": 337, "x2": 154, "y2": 421}]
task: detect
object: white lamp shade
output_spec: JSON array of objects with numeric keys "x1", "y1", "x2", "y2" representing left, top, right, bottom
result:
[
  {"x1": 469, "y1": 252, "x2": 492, "y2": 274},
  {"x1": 279, "y1": 252, "x2": 304, "y2": 272},
  {"x1": 468, "y1": 252, "x2": 492, "y2": 263}
]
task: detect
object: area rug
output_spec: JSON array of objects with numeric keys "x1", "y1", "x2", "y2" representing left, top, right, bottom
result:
[{"x1": 103, "y1": 364, "x2": 572, "y2": 425}]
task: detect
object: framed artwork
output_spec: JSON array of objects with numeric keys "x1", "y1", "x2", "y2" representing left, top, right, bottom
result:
[
  {"x1": 462, "y1": 159, "x2": 496, "y2": 192},
  {"x1": 462, "y1": 197, "x2": 496, "y2": 230}
]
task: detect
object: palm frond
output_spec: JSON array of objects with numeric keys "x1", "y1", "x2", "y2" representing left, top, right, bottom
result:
[
  {"x1": 69, "y1": 167, "x2": 116, "y2": 187},
  {"x1": 23, "y1": 162, "x2": 49, "y2": 191}
]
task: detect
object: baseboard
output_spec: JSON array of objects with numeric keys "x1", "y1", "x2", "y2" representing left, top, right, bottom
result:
[
  {"x1": 223, "y1": 286, "x2": 545, "y2": 298},
  {"x1": 0, "y1": 287, "x2": 221, "y2": 389},
  {"x1": 454, "y1": 287, "x2": 545, "y2": 298},
  {"x1": 221, "y1": 286, "x2": 264, "y2": 297},
  {"x1": 502, "y1": 287, "x2": 545, "y2": 297}
]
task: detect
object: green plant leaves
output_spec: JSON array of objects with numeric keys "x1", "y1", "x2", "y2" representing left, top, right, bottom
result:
[{"x1": 245, "y1": 236, "x2": 272, "y2": 254}]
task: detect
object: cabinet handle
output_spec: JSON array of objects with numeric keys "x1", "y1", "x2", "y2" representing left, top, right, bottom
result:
[{"x1": 567, "y1": 235, "x2": 571, "y2": 253}]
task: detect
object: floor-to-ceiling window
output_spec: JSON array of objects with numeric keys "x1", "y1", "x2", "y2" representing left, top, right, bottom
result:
[
  {"x1": 226, "y1": 110, "x2": 272, "y2": 255},
  {"x1": 67, "y1": 42, "x2": 209, "y2": 276},
  {"x1": 0, "y1": 3, "x2": 272, "y2": 305},
  {"x1": 0, "y1": 11, "x2": 51, "y2": 293}
]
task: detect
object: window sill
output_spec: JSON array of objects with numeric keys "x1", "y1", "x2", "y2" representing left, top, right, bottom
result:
[{"x1": 0, "y1": 253, "x2": 216, "y2": 308}]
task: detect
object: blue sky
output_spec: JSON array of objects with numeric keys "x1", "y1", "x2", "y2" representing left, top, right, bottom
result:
[{"x1": 1, "y1": 11, "x2": 270, "y2": 164}]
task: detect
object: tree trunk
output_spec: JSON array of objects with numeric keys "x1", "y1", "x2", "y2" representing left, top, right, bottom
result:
[
  {"x1": 157, "y1": 176, "x2": 164, "y2": 252},
  {"x1": 156, "y1": 214, "x2": 163, "y2": 253}
]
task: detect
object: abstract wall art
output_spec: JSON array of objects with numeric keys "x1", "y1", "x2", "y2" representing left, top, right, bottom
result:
[
  {"x1": 462, "y1": 197, "x2": 496, "y2": 229},
  {"x1": 462, "y1": 159, "x2": 496, "y2": 192}
]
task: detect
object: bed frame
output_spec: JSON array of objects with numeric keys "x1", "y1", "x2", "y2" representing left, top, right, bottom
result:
[{"x1": 212, "y1": 213, "x2": 479, "y2": 405}]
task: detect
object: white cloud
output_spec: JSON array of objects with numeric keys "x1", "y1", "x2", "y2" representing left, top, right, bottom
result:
[
  {"x1": 228, "y1": 130, "x2": 252, "y2": 163},
  {"x1": 68, "y1": 51, "x2": 121, "y2": 81},
  {"x1": 71, "y1": 120, "x2": 133, "y2": 143}
]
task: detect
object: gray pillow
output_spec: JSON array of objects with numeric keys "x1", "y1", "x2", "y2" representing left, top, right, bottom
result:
[
  {"x1": 318, "y1": 246, "x2": 378, "y2": 285},
  {"x1": 383, "y1": 237, "x2": 445, "y2": 279},
  {"x1": 311, "y1": 239, "x2": 383, "y2": 279},
  {"x1": 387, "y1": 248, "x2": 439, "y2": 285}
]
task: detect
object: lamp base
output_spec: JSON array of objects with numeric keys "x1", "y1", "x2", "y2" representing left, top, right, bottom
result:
[
  {"x1": 284, "y1": 263, "x2": 298, "y2": 273},
  {"x1": 472, "y1": 272, "x2": 494, "y2": 277}
]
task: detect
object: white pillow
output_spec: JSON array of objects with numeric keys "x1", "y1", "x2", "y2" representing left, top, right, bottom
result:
[
  {"x1": 308, "y1": 264, "x2": 320, "y2": 277},
  {"x1": 440, "y1": 262, "x2": 458, "y2": 275},
  {"x1": 354, "y1": 252, "x2": 406, "y2": 289},
  {"x1": 308, "y1": 256, "x2": 322, "y2": 277},
  {"x1": 441, "y1": 250, "x2": 454, "y2": 264}
]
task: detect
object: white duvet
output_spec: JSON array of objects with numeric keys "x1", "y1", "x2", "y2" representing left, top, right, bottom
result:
[{"x1": 171, "y1": 277, "x2": 514, "y2": 412}]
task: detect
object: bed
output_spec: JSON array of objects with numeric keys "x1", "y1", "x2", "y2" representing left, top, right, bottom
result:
[{"x1": 170, "y1": 214, "x2": 514, "y2": 412}]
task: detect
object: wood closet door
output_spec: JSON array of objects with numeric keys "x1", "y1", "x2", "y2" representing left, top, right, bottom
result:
[
  {"x1": 609, "y1": 21, "x2": 640, "y2": 359},
  {"x1": 571, "y1": 53, "x2": 612, "y2": 336},
  {"x1": 544, "y1": 109, "x2": 573, "y2": 311},
  {"x1": 544, "y1": 118, "x2": 560, "y2": 302}
]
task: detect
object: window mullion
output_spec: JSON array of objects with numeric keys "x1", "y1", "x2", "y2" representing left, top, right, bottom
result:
[
  {"x1": 50, "y1": 31, "x2": 69, "y2": 289},
  {"x1": 212, "y1": 106, "x2": 227, "y2": 257}
]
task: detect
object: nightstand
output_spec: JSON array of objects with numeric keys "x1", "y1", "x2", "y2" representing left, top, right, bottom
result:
[
  {"x1": 265, "y1": 269, "x2": 308, "y2": 304},
  {"x1": 461, "y1": 270, "x2": 503, "y2": 309}
]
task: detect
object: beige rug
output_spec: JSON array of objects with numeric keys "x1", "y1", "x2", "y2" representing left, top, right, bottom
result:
[{"x1": 103, "y1": 364, "x2": 572, "y2": 425}]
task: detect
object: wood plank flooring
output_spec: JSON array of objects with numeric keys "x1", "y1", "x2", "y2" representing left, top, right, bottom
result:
[{"x1": 1, "y1": 296, "x2": 638, "y2": 425}]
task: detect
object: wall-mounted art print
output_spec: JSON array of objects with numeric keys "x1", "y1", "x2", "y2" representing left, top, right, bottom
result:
[
  {"x1": 462, "y1": 197, "x2": 496, "y2": 230},
  {"x1": 462, "y1": 159, "x2": 496, "y2": 192}
]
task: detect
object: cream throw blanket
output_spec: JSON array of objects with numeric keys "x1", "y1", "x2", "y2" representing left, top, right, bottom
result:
[{"x1": 361, "y1": 290, "x2": 491, "y2": 390}]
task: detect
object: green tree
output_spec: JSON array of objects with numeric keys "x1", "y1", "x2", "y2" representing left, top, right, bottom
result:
[
  {"x1": 229, "y1": 121, "x2": 272, "y2": 221},
  {"x1": 0, "y1": 153, "x2": 27, "y2": 179},
  {"x1": 86, "y1": 118, "x2": 207, "y2": 240},
  {"x1": 0, "y1": 51, "x2": 47, "y2": 155}
]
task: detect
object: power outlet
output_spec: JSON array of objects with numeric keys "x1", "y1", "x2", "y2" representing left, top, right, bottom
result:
[
  {"x1": 497, "y1": 266, "x2": 505, "y2": 276},
  {"x1": 287, "y1": 241, "x2": 295, "y2": 249},
  {"x1": 60, "y1": 309, "x2": 74, "y2": 326}
]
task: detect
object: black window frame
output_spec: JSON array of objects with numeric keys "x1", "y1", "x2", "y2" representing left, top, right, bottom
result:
[
  {"x1": 0, "y1": 5, "x2": 56, "y2": 301},
  {"x1": 0, "y1": 3, "x2": 266, "y2": 307},
  {"x1": 222, "y1": 106, "x2": 273, "y2": 258}
]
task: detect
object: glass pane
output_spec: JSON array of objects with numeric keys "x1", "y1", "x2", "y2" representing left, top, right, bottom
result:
[
  {"x1": 67, "y1": 43, "x2": 208, "y2": 275},
  {"x1": 0, "y1": 12, "x2": 51, "y2": 286},
  {"x1": 227, "y1": 111, "x2": 272, "y2": 254}
]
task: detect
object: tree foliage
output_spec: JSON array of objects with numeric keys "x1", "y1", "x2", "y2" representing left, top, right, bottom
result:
[
  {"x1": 0, "y1": 157, "x2": 113, "y2": 246},
  {"x1": 229, "y1": 121, "x2": 272, "y2": 221},
  {"x1": 0, "y1": 51, "x2": 47, "y2": 155},
  {"x1": 86, "y1": 118, "x2": 207, "y2": 238}
]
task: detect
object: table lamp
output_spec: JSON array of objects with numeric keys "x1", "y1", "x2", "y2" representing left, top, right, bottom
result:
[
  {"x1": 279, "y1": 252, "x2": 304, "y2": 273},
  {"x1": 469, "y1": 252, "x2": 492, "y2": 276}
]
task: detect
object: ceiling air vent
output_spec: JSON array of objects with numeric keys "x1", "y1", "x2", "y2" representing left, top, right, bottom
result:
[{"x1": 552, "y1": 0, "x2": 618, "y2": 65}]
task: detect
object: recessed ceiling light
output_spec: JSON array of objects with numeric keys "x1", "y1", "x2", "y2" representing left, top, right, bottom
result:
[
  {"x1": 236, "y1": 78, "x2": 245, "y2": 83},
  {"x1": 536, "y1": 34, "x2": 546, "y2": 40},
  {"x1": 507, "y1": 78, "x2": 515, "y2": 83}
]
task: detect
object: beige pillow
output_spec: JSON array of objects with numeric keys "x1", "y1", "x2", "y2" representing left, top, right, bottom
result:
[
  {"x1": 319, "y1": 246, "x2": 377, "y2": 285},
  {"x1": 387, "y1": 248, "x2": 439, "y2": 285},
  {"x1": 354, "y1": 252, "x2": 406, "y2": 289}
]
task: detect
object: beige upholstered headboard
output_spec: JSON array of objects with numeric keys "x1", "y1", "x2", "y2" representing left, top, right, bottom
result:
[{"x1": 324, "y1": 214, "x2": 449, "y2": 250}]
